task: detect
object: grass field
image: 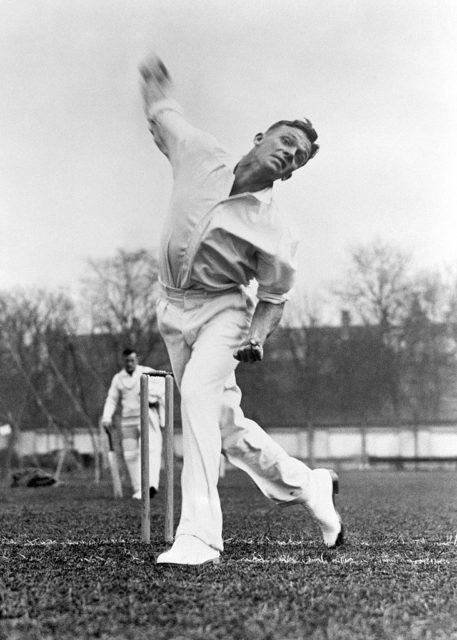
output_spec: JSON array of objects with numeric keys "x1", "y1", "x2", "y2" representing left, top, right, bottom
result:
[{"x1": 1, "y1": 468, "x2": 456, "y2": 640}]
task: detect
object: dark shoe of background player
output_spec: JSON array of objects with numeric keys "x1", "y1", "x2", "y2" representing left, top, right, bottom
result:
[{"x1": 132, "y1": 487, "x2": 158, "y2": 500}]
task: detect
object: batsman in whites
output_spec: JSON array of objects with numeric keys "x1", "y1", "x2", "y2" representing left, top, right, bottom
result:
[
  {"x1": 102, "y1": 348, "x2": 165, "y2": 500},
  {"x1": 140, "y1": 53, "x2": 344, "y2": 566}
]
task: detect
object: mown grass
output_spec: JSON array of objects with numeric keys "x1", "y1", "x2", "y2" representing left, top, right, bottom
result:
[{"x1": 0, "y1": 469, "x2": 456, "y2": 639}]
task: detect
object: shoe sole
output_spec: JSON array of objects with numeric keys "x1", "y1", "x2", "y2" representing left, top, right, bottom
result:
[
  {"x1": 328, "y1": 469, "x2": 344, "y2": 549},
  {"x1": 156, "y1": 557, "x2": 221, "y2": 567}
]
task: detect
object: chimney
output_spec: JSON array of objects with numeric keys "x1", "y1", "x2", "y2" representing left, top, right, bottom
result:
[{"x1": 341, "y1": 309, "x2": 350, "y2": 341}]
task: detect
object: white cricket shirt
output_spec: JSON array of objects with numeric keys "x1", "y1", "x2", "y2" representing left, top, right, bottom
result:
[
  {"x1": 147, "y1": 99, "x2": 298, "y2": 304},
  {"x1": 102, "y1": 365, "x2": 165, "y2": 422}
]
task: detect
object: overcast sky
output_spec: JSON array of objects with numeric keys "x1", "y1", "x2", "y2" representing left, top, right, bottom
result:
[{"x1": 1, "y1": 0, "x2": 456, "y2": 297}]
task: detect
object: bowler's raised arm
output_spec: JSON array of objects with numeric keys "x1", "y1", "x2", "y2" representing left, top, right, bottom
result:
[{"x1": 139, "y1": 53, "x2": 195, "y2": 163}]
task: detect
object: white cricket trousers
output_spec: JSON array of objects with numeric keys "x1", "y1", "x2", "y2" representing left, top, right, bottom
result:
[
  {"x1": 157, "y1": 286, "x2": 313, "y2": 551},
  {"x1": 122, "y1": 409, "x2": 162, "y2": 492}
]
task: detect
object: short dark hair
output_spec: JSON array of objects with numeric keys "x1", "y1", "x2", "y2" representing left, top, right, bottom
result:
[
  {"x1": 266, "y1": 118, "x2": 319, "y2": 161},
  {"x1": 122, "y1": 348, "x2": 136, "y2": 357}
]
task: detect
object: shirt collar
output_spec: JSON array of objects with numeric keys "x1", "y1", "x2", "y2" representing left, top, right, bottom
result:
[
  {"x1": 120, "y1": 367, "x2": 137, "y2": 378},
  {"x1": 251, "y1": 186, "x2": 273, "y2": 203},
  {"x1": 227, "y1": 156, "x2": 274, "y2": 204}
]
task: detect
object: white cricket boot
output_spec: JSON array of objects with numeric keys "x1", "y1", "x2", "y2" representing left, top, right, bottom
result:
[
  {"x1": 295, "y1": 468, "x2": 344, "y2": 548},
  {"x1": 157, "y1": 535, "x2": 220, "y2": 566}
]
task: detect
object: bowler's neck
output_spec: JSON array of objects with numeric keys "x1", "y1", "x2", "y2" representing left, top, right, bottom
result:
[{"x1": 230, "y1": 154, "x2": 273, "y2": 196}]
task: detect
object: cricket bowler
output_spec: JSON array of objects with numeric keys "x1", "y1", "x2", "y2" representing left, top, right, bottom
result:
[{"x1": 139, "y1": 54, "x2": 344, "y2": 565}]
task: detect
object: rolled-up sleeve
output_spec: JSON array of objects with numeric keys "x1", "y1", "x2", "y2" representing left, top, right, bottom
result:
[
  {"x1": 256, "y1": 229, "x2": 298, "y2": 304},
  {"x1": 102, "y1": 374, "x2": 120, "y2": 422}
]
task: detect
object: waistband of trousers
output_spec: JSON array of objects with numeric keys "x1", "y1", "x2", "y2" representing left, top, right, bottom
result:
[{"x1": 159, "y1": 281, "x2": 241, "y2": 301}]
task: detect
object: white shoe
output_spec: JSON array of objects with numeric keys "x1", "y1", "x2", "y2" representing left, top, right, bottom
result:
[
  {"x1": 132, "y1": 490, "x2": 141, "y2": 500},
  {"x1": 305, "y1": 469, "x2": 344, "y2": 548},
  {"x1": 157, "y1": 535, "x2": 221, "y2": 566}
]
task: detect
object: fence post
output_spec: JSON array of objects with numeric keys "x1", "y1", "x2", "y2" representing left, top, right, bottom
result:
[
  {"x1": 360, "y1": 424, "x2": 369, "y2": 469},
  {"x1": 307, "y1": 421, "x2": 315, "y2": 467}
]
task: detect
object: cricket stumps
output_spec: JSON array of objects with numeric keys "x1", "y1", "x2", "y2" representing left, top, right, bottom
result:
[{"x1": 140, "y1": 371, "x2": 174, "y2": 545}]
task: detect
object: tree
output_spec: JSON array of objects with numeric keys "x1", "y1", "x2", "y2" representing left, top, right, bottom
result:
[
  {"x1": 442, "y1": 265, "x2": 457, "y2": 331},
  {"x1": 81, "y1": 248, "x2": 161, "y2": 366},
  {"x1": 335, "y1": 238, "x2": 412, "y2": 327},
  {"x1": 281, "y1": 286, "x2": 329, "y2": 464},
  {"x1": 0, "y1": 288, "x2": 80, "y2": 476},
  {"x1": 399, "y1": 273, "x2": 457, "y2": 422},
  {"x1": 333, "y1": 239, "x2": 417, "y2": 418},
  {"x1": 281, "y1": 285, "x2": 325, "y2": 328}
]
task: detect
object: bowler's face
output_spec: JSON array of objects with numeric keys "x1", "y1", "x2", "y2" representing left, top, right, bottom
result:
[
  {"x1": 124, "y1": 353, "x2": 138, "y2": 374},
  {"x1": 253, "y1": 125, "x2": 312, "y2": 182}
]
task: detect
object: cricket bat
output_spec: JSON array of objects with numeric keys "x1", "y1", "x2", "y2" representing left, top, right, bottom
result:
[{"x1": 104, "y1": 426, "x2": 123, "y2": 498}]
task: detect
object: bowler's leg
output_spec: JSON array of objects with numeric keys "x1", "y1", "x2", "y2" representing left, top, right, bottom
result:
[
  {"x1": 220, "y1": 378, "x2": 311, "y2": 501},
  {"x1": 156, "y1": 293, "x2": 250, "y2": 564},
  {"x1": 175, "y1": 321, "x2": 242, "y2": 551},
  {"x1": 220, "y1": 378, "x2": 344, "y2": 548}
]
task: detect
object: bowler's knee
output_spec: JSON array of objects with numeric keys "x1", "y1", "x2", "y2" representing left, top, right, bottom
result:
[
  {"x1": 180, "y1": 375, "x2": 209, "y2": 412},
  {"x1": 219, "y1": 405, "x2": 244, "y2": 454}
]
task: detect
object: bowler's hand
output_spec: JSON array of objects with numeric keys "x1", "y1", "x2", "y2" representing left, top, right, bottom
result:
[
  {"x1": 233, "y1": 339, "x2": 264, "y2": 363},
  {"x1": 139, "y1": 53, "x2": 173, "y2": 105}
]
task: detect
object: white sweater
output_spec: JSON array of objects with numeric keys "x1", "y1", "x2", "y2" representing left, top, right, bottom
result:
[{"x1": 102, "y1": 365, "x2": 165, "y2": 424}]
